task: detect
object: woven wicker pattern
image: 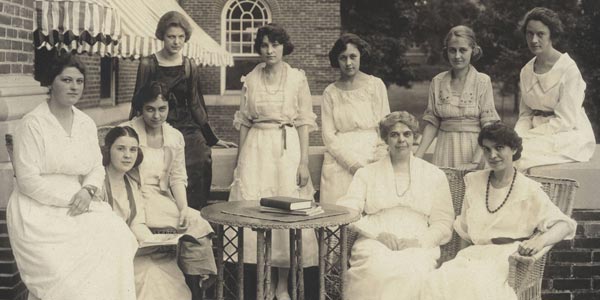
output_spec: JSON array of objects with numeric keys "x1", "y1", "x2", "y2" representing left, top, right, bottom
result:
[
  {"x1": 507, "y1": 175, "x2": 578, "y2": 300},
  {"x1": 341, "y1": 169, "x2": 578, "y2": 300}
]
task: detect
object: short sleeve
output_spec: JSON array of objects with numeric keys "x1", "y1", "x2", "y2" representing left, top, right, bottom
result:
[
  {"x1": 233, "y1": 83, "x2": 253, "y2": 130},
  {"x1": 422, "y1": 80, "x2": 441, "y2": 128},
  {"x1": 531, "y1": 184, "x2": 576, "y2": 240},
  {"x1": 292, "y1": 71, "x2": 318, "y2": 131},
  {"x1": 478, "y1": 75, "x2": 500, "y2": 126}
]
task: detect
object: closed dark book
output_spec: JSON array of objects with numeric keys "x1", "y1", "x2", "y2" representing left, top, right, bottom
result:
[{"x1": 259, "y1": 196, "x2": 313, "y2": 210}]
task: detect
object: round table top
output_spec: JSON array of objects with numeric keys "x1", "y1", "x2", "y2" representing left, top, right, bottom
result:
[{"x1": 201, "y1": 201, "x2": 360, "y2": 229}]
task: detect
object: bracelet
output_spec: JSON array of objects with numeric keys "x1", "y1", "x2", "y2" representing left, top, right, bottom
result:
[{"x1": 82, "y1": 185, "x2": 97, "y2": 198}]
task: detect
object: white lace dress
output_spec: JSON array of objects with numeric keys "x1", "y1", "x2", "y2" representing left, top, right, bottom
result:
[
  {"x1": 7, "y1": 102, "x2": 137, "y2": 300},
  {"x1": 320, "y1": 75, "x2": 390, "y2": 205},
  {"x1": 229, "y1": 62, "x2": 319, "y2": 267},
  {"x1": 420, "y1": 170, "x2": 576, "y2": 300},
  {"x1": 515, "y1": 53, "x2": 596, "y2": 170}
]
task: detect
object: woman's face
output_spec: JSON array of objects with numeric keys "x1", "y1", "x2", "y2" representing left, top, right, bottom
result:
[
  {"x1": 386, "y1": 122, "x2": 414, "y2": 158},
  {"x1": 338, "y1": 43, "x2": 361, "y2": 78},
  {"x1": 259, "y1": 36, "x2": 284, "y2": 66},
  {"x1": 141, "y1": 96, "x2": 168, "y2": 129},
  {"x1": 525, "y1": 20, "x2": 553, "y2": 56},
  {"x1": 50, "y1": 67, "x2": 85, "y2": 108},
  {"x1": 481, "y1": 138, "x2": 516, "y2": 172},
  {"x1": 110, "y1": 136, "x2": 139, "y2": 173},
  {"x1": 446, "y1": 36, "x2": 473, "y2": 72},
  {"x1": 163, "y1": 26, "x2": 186, "y2": 56}
]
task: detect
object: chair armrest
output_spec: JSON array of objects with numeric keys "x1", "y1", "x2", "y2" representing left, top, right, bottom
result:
[{"x1": 508, "y1": 245, "x2": 553, "y2": 293}]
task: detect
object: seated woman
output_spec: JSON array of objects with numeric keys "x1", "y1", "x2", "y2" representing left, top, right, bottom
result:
[
  {"x1": 337, "y1": 111, "x2": 455, "y2": 300},
  {"x1": 7, "y1": 53, "x2": 137, "y2": 300},
  {"x1": 420, "y1": 122, "x2": 576, "y2": 300},
  {"x1": 123, "y1": 81, "x2": 217, "y2": 300},
  {"x1": 101, "y1": 126, "x2": 195, "y2": 299},
  {"x1": 515, "y1": 7, "x2": 595, "y2": 171}
]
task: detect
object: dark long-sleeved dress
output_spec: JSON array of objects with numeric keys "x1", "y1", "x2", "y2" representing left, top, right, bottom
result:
[{"x1": 130, "y1": 54, "x2": 218, "y2": 209}]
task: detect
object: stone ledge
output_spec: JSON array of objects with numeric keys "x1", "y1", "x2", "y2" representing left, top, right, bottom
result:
[{"x1": 529, "y1": 145, "x2": 600, "y2": 209}]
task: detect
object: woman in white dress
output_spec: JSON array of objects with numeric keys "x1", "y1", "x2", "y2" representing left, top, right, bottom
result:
[
  {"x1": 337, "y1": 111, "x2": 454, "y2": 300},
  {"x1": 7, "y1": 54, "x2": 137, "y2": 300},
  {"x1": 420, "y1": 122, "x2": 576, "y2": 300},
  {"x1": 124, "y1": 81, "x2": 217, "y2": 300},
  {"x1": 101, "y1": 126, "x2": 196, "y2": 300},
  {"x1": 515, "y1": 7, "x2": 595, "y2": 171},
  {"x1": 320, "y1": 33, "x2": 390, "y2": 206},
  {"x1": 230, "y1": 24, "x2": 318, "y2": 300},
  {"x1": 415, "y1": 25, "x2": 500, "y2": 169}
]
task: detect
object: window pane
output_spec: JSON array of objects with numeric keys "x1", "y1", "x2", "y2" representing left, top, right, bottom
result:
[
  {"x1": 230, "y1": 21, "x2": 240, "y2": 31},
  {"x1": 240, "y1": 2, "x2": 254, "y2": 12},
  {"x1": 226, "y1": 57, "x2": 261, "y2": 90},
  {"x1": 231, "y1": 6, "x2": 242, "y2": 19},
  {"x1": 242, "y1": 44, "x2": 252, "y2": 53},
  {"x1": 231, "y1": 33, "x2": 241, "y2": 43}
]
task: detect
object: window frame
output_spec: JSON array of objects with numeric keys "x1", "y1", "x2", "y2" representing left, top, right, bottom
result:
[{"x1": 220, "y1": 0, "x2": 272, "y2": 94}]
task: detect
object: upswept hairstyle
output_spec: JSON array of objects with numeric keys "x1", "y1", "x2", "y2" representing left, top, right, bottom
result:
[
  {"x1": 131, "y1": 81, "x2": 170, "y2": 116},
  {"x1": 155, "y1": 11, "x2": 192, "y2": 42},
  {"x1": 253, "y1": 23, "x2": 294, "y2": 56},
  {"x1": 443, "y1": 25, "x2": 483, "y2": 63},
  {"x1": 379, "y1": 111, "x2": 420, "y2": 140},
  {"x1": 39, "y1": 53, "x2": 87, "y2": 87},
  {"x1": 519, "y1": 7, "x2": 564, "y2": 42},
  {"x1": 328, "y1": 33, "x2": 371, "y2": 68},
  {"x1": 102, "y1": 126, "x2": 144, "y2": 168},
  {"x1": 477, "y1": 122, "x2": 523, "y2": 161}
]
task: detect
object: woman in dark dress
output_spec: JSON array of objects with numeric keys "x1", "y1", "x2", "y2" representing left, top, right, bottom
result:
[{"x1": 130, "y1": 11, "x2": 236, "y2": 209}]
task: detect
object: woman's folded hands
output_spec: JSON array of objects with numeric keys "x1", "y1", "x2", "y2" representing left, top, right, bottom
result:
[{"x1": 376, "y1": 232, "x2": 421, "y2": 251}]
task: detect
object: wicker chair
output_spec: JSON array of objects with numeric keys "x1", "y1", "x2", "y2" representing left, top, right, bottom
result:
[{"x1": 342, "y1": 168, "x2": 578, "y2": 300}]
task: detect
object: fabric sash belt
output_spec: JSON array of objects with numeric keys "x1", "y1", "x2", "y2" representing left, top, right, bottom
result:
[
  {"x1": 439, "y1": 119, "x2": 481, "y2": 132},
  {"x1": 532, "y1": 110, "x2": 555, "y2": 117},
  {"x1": 251, "y1": 120, "x2": 294, "y2": 155}
]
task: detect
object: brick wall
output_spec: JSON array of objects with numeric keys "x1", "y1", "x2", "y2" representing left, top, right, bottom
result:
[
  {"x1": 0, "y1": 0, "x2": 34, "y2": 75},
  {"x1": 77, "y1": 55, "x2": 101, "y2": 108},
  {"x1": 209, "y1": 104, "x2": 324, "y2": 146},
  {"x1": 542, "y1": 210, "x2": 600, "y2": 300},
  {"x1": 182, "y1": 0, "x2": 341, "y2": 95},
  {"x1": 117, "y1": 59, "x2": 139, "y2": 105}
]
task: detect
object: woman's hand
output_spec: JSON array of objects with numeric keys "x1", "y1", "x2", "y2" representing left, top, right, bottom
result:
[
  {"x1": 214, "y1": 139, "x2": 238, "y2": 148},
  {"x1": 296, "y1": 163, "x2": 310, "y2": 187},
  {"x1": 178, "y1": 208, "x2": 191, "y2": 231},
  {"x1": 67, "y1": 189, "x2": 92, "y2": 216},
  {"x1": 518, "y1": 235, "x2": 548, "y2": 256}
]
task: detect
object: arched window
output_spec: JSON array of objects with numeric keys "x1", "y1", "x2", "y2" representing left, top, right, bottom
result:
[{"x1": 222, "y1": 0, "x2": 271, "y2": 91}]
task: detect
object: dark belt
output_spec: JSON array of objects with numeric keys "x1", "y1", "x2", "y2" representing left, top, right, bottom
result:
[
  {"x1": 491, "y1": 237, "x2": 529, "y2": 245},
  {"x1": 532, "y1": 110, "x2": 555, "y2": 117}
]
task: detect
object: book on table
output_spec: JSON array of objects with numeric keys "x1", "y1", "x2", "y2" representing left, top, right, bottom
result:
[
  {"x1": 259, "y1": 205, "x2": 324, "y2": 216},
  {"x1": 259, "y1": 196, "x2": 313, "y2": 210}
]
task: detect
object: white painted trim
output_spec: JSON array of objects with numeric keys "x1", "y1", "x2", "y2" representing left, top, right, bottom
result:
[{"x1": 204, "y1": 94, "x2": 323, "y2": 106}]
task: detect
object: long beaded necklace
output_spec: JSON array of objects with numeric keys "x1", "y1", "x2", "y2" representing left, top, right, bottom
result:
[
  {"x1": 261, "y1": 66, "x2": 286, "y2": 95},
  {"x1": 485, "y1": 167, "x2": 517, "y2": 214},
  {"x1": 394, "y1": 164, "x2": 411, "y2": 198}
]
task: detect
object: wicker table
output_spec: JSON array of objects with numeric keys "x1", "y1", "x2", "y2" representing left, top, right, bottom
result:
[{"x1": 201, "y1": 201, "x2": 360, "y2": 300}]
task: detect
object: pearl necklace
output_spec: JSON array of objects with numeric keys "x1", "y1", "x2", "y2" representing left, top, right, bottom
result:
[
  {"x1": 394, "y1": 164, "x2": 411, "y2": 198},
  {"x1": 485, "y1": 167, "x2": 517, "y2": 214},
  {"x1": 261, "y1": 66, "x2": 286, "y2": 95}
]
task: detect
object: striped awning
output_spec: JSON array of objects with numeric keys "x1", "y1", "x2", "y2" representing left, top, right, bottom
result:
[
  {"x1": 34, "y1": 0, "x2": 121, "y2": 54},
  {"x1": 108, "y1": 0, "x2": 233, "y2": 66},
  {"x1": 34, "y1": 0, "x2": 234, "y2": 67}
]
